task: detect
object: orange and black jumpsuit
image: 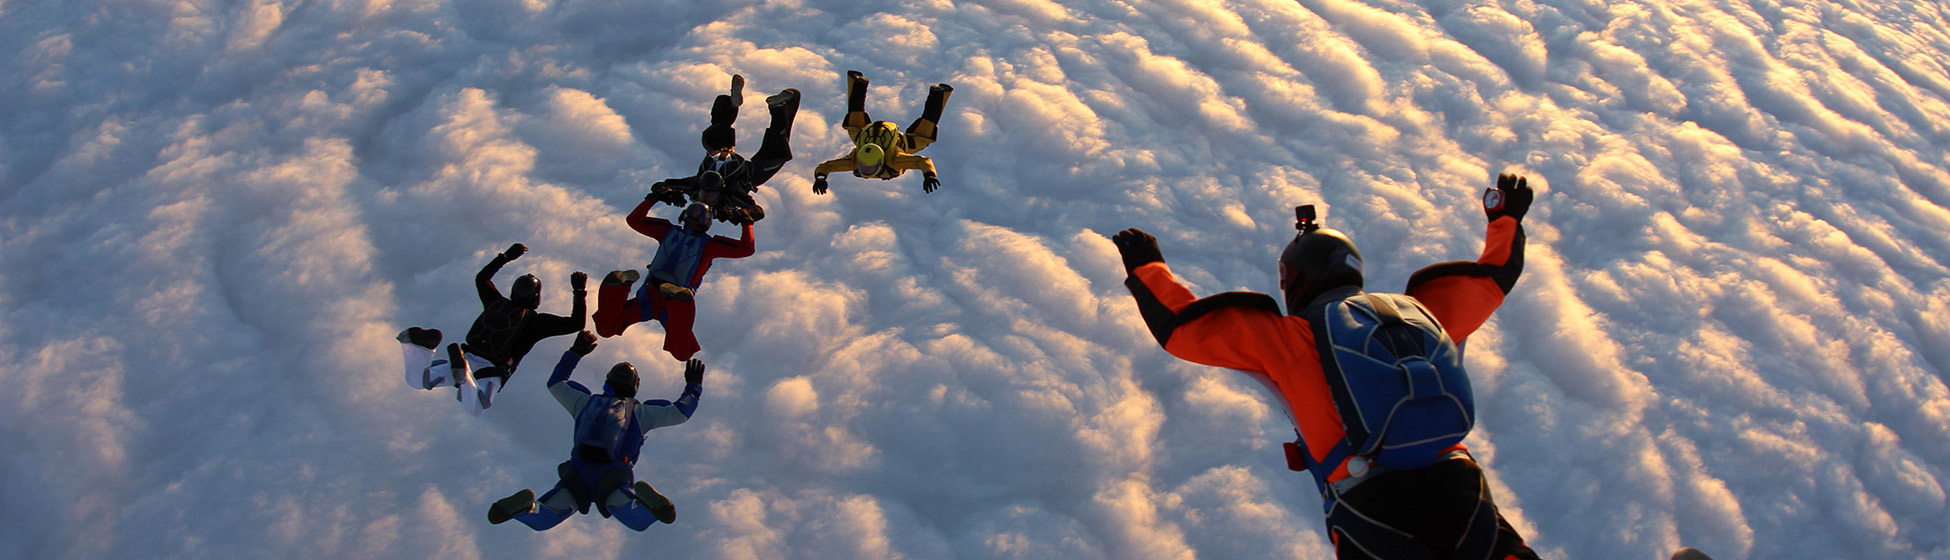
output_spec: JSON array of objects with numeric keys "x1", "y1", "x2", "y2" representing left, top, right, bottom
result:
[{"x1": 1125, "y1": 216, "x2": 1541, "y2": 560}]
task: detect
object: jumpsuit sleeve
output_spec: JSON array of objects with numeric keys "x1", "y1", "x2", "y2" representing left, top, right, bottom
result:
[
  {"x1": 814, "y1": 156, "x2": 856, "y2": 177},
  {"x1": 1124, "y1": 262, "x2": 1301, "y2": 372},
  {"x1": 626, "y1": 198, "x2": 674, "y2": 240},
  {"x1": 1403, "y1": 216, "x2": 1526, "y2": 343},
  {"x1": 713, "y1": 223, "x2": 756, "y2": 259},
  {"x1": 476, "y1": 253, "x2": 511, "y2": 306},
  {"x1": 888, "y1": 154, "x2": 936, "y2": 177},
  {"x1": 635, "y1": 383, "x2": 702, "y2": 432},
  {"x1": 547, "y1": 351, "x2": 593, "y2": 415}
]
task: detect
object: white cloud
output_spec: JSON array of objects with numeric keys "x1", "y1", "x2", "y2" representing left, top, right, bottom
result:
[{"x1": 7, "y1": 0, "x2": 1950, "y2": 558}]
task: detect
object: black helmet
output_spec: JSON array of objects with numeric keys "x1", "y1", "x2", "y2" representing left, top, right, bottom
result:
[
  {"x1": 1278, "y1": 205, "x2": 1363, "y2": 313},
  {"x1": 681, "y1": 202, "x2": 713, "y2": 233},
  {"x1": 511, "y1": 274, "x2": 541, "y2": 309},
  {"x1": 605, "y1": 362, "x2": 639, "y2": 398}
]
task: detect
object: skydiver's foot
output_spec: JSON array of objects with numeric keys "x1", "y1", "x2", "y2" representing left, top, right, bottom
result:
[
  {"x1": 446, "y1": 343, "x2": 467, "y2": 391},
  {"x1": 603, "y1": 269, "x2": 641, "y2": 287},
  {"x1": 846, "y1": 70, "x2": 868, "y2": 112},
  {"x1": 729, "y1": 74, "x2": 745, "y2": 107},
  {"x1": 397, "y1": 327, "x2": 441, "y2": 350},
  {"x1": 657, "y1": 283, "x2": 695, "y2": 302},
  {"x1": 767, "y1": 88, "x2": 800, "y2": 125},
  {"x1": 924, "y1": 84, "x2": 953, "y2": 122},
  {"x1": 488, "y1": 489, "x2": 536, "y2": 525},
  {"x1": 634, "y1": 481, "x2": 677, "y2": 524}
]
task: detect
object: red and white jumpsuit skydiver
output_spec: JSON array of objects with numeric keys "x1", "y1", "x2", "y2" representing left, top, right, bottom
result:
[
  {"x1": 396, "y1": 243, "x2": 587, "y2": 415},
  {"x1": 1115, "y1": 174, "x2": 1542, "y2": 560},
  {"x1": 488, "y1": 332, "x2": 702, "y2": 532},
  {"x1": 592, "y1": 197, "x2": 753, "y2": 361},
  {"x1": 810, "y1": 70, "x2": 952, "y2": 195}
]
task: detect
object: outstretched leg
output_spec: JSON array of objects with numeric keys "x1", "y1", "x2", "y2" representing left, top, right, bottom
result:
[
  {"x1": 905, "y1": 83, "x2": 953, "y2": 153},
  {"x1": 607, "y1": 480, "x2": 676, "y2": 531},
  {"x1": 842, "y1": 70, "x2": 872, "y2": 135},
  {"x1": 641, "y1": 282, "x2": 701, "y2": 361},
  {"x1": 745, "y1": 89, "x2": 800, "y2": 186},
  {"x1": 494, "y1": 486, "x2": 578, "y2": 531},
  {"x1": 700, "y1": 75, "x2": 745, "y2": 152},
  {"x1": 594, "y1": 270, "x2": 643, "y2": 338},
  {"x1": 397, "y1": 328, "x2": 448, "y2": 390}
]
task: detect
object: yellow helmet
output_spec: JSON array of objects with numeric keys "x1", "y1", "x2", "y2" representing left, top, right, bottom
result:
[{"x1": 855, "y1": 143, "x2": 885, "y2": 175}]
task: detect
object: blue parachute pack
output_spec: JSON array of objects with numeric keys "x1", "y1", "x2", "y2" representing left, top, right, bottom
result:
[
  {"x1": 1294, "y1": 292, "x2": 1476, "y2": 492},
  {"x1": 573, "y1": 395, "x2": 644, "y2": 465}
]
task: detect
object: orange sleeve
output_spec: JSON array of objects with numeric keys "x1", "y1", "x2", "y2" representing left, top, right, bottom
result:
[
  {"x1": 1405, "y1": 216, "x2": 1524, "y2": 342},
  {"x1": 1129, "y1": 263, "x2": 1299, "y2": 373}
]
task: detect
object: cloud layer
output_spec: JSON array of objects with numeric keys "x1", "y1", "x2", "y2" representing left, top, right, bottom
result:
[{"x1": 3, "y1": 0, "x2": 1950, "y2": 558}]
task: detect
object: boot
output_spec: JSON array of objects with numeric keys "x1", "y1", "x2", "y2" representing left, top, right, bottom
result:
[
  {"x1": 922, "y1": 83, "x2": 953, "y2": 123},
  {"x1": 488, "y1": 489, "x2": 536, "y2": 525},
  {"x1": 728, "y1": 74, "x2": 745, "y2": 107},
  {"x1": 634, "y1": 481, "x2": 677, "y2": 524},
  {"x1": 845, "y1": 70, "x2": 868, "y2": 113},
  {"x1": 446, "y1": 343, "x2": 468, "y2": 391},
  {"x1": 396, "y1": 327, "x2": 441, "y2": 350},
  {"x1": 766, "y1": 88, "x2": 800, "y2": 130}
]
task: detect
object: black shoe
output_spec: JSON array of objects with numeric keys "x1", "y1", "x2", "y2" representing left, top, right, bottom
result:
[
  {"x1": 767, "y1": 89, "x2": 800, "y2": 127},
  {"x1": 446, "y1": 343, "x2": 467, "y2": 391},
  {"x1": 634, "y1": 481, "x2": 676, "y2": 524},
  {"x1": 846, "y1": 70, "x2": 868, "y2": 112},
  {"x1": 729, "y1": 74, "x2": 745, "y2": 107},
  {"x1": 488, "y1": 489, "x2": 535, "y2": 525},
  {"x1": 396, "y1": 327, "x2": 442, "y2": 349}
]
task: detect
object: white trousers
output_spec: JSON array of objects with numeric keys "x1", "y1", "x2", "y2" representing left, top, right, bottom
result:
[{"x1": 400, "y1": 342, "x2": 503, "y2": 416}]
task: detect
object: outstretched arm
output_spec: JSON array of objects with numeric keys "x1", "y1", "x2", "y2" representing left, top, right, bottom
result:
[
  {"x1": 637, "y1": 359, "x2": 704, "y2": 431},
  {"x1": 476, "y1": 243, "x2": 525, "y2": 305},
  {"x1": 1405, "y1": 173, "x2": 1532, "y2": 342},
  {"x1": 626, "y1": 197, "x2": 675, "y2": 240},
  {"x1": 1114, "y1": 229, "x2": 1299, "y2": 371},
  {"x1": 547, "y1": 333, "x2": 599, "y2": 414}
]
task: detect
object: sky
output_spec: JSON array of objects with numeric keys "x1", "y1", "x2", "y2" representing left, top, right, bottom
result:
[{"x1": 3, "y1": 0, "x2": 1949, "y2": 558}]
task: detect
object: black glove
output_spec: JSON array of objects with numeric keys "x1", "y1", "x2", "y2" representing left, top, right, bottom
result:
[
  {"x1": 570, "y1": 271, "x2": 588, "y2": 291},
  {"x1": 684, "y1": 359, "x2": 705, "y2": 385},
  {"x1": 1111, "y1": 228, "x2": 1164, "y2": 274},
  {"x1": 922, "y1": 173, "x2": 941, "y2": 194},
  {"x1": 1484, "y1": 173, "x2": 1533, "y2": 222},
  {"x1": 570, "y1": 330, "x2": 597, "y2": 356},
  {"x1": 647, "y1": 182, "x2": 668, "y2": 202},
  {"x1": 503, "y1": 243, "x2": 527, "y2": 261},
  {"x1": 812, "y1": 176, "x2": 829, "y2": 195}
]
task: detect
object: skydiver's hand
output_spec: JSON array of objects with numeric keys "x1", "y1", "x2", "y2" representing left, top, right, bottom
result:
[
  {"x1": 503, "y1": 243, "x2": 527, "y2": 261},
  {"x1": 570, "y1": 330, "x2": 598, "y2": 356},
  {"x1": 922, "y1": 173, "x2": 941, "y2": 194},
  {"x1": 570, "y1": 271, "x2": 588, "y2": 291},
  {"x1": 1112, "y1": 228, "x2": 1164, "y2": 274},
  {"x1": 1484, "y1": 173, "x2": 1533, "y2": 222},
  {"x1": 648, "y1": 182, "x2": 668, "y2": 202},
  {"x1": 684, "y1": 359, "x2": 706, "y2": 385},
  {"x1": 812, "y1": 176, "x2": 829, "y2": 195}
]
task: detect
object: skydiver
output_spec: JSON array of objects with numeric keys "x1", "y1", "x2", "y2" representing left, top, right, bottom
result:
[
  {"x1": 1115, "y1": 175, "x2": 1542, "y2": 559},
  {"x1": 810, "y1": 70, "x2": 952, "y2": 195},
  {"x1": 396, "y1": 243, "x2": 587, "y2": 415},
  {"x1": 488, "y1": 331, "x2": 703, "y2": 532},
  {"x1": 590, "y1": 193, "x2": 752, "y2": 361},
  {"x1": 656, "y1": 74, "x2": 801, "y2": 224}
]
